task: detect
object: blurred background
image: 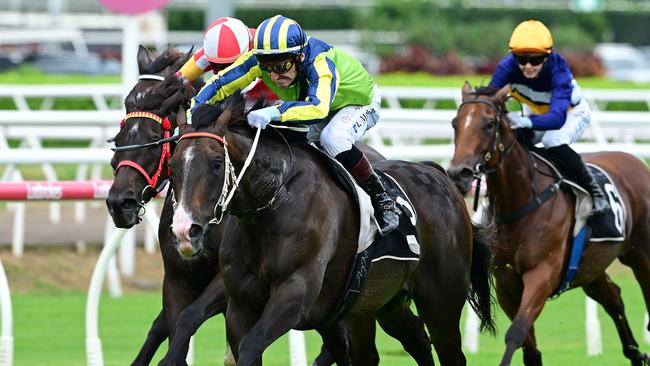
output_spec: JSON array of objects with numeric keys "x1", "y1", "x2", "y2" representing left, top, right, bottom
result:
[{"x1": 2, "y1": 0, "x2": 650, "y2": 80}]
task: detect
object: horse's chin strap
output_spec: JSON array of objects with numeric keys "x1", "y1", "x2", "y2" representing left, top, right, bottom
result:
[{"x1": 178, "y1": 127, "x2": 262, "y2": 225}]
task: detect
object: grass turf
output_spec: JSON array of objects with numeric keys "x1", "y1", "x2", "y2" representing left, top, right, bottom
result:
[{"x1": 6, "y1": 269, "x2": 648, "y2": 365}]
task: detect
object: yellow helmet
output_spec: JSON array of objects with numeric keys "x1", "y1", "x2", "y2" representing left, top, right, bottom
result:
[{"x1": 509, "y1": 20, "x2": 553, "y2": 54}]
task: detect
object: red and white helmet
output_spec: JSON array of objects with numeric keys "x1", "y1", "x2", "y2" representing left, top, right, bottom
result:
[{"x1": 203, "y1": 17, "x2": 251, "y2": 64}]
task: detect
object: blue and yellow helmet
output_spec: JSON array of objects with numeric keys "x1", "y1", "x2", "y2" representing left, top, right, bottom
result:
[{"x1": 253, "y1": 15, "x2": 307, "y2": 56}]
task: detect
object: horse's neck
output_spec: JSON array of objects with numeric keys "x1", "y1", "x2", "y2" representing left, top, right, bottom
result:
[
  {"x1": 228, "y1": 130, "x2": 292, "y2": 213},
  {"x1": 486, "y1": 141, "x2": 538, "y2": 215}
]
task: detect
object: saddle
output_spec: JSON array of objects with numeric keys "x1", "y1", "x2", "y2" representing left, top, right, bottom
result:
[{"x1": 311, "y1": 145, "x2": 421, "y2": 323}]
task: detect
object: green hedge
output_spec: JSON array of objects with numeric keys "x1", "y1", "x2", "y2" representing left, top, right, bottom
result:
[{"x1": 166, "y1": 8, "x2": 356, "y2": 31}]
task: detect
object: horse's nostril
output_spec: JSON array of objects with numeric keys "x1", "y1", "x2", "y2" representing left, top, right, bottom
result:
[
  {"x1": 122, "y1": 198, "x2": 138, "y2": 211},
  {"x1": 189, "y1": 224, "x2": 203, "y2": 240}
]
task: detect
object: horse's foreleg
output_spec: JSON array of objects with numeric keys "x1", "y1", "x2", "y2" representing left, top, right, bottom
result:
[
  {"x1": 159, "y1": 277, "x2": 197, "y2": 366},
  {"x1": 236, "y1": 274, "x2": 322, "y2": 366},
  {"x1": 499, "y1": 267, "x2": 554, "y2": 366},
  {"x1": 159, "y1": 274, "x2": 227, "y2": 366},
  {"x1": 583, "y1": 273, "x2": 649, "y2": 366},
  {"x1": 131, "y1": 309, "x2": 168, "y2": 366}
]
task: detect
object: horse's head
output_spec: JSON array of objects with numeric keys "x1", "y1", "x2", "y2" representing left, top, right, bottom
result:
[
  {"x1": 447, "y1": 82, "x2": 513, "y2": 195},
  {"x1": 168, "y1": 94, "x2": 248, "y2": 257},
  {"x1": 106, "y1": 48, "x2": 195, "y2": 228}
]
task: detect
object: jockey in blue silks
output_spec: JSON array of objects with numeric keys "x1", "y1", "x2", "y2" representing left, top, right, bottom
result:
[{"x1": 489, "y1": 19, "x2": 610, "y2": 215}]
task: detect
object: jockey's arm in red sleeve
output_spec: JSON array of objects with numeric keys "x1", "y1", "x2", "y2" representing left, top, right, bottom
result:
[{"x1": 190, "y1": 52, "x2": 261, "y2": 111}]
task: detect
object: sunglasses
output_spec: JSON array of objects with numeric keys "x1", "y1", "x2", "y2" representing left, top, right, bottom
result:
[
  {"x1": 514, "y1": 54, "x2": 547, "y2": 66},
  {"x1": 259, "y1": 60, "x2": 295, "y2": 74}
]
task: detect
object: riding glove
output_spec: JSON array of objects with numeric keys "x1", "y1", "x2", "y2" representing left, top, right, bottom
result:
[
  {"x1": 185, "y1": 109, "x2": 193, "y2": 125},
  {"x1": 247, "y1": 106, "x2": 281, "y2": 129},
  {"x1": 506, "y1": 112, "x2": 532, "y2": 129}
]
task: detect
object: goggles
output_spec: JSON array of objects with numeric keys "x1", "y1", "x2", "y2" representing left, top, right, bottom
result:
[
  {"x1": 259, "y1": 59, "x2": 295, "y2": 74},
  {"x1": 209, "y1": 62, "x2": 232, "y2": 72},
  {"x1": 514, "y1": 53, "x2": 547, "y2": 66}
]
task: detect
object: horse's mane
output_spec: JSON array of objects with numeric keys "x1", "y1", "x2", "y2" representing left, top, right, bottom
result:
[
  {"x1": 134, "y1": 75, "x2": 193, "y2": 116},
  {"x1": 472, "y1": 85, "x2": 501, "y2": 98},
  {"x1": 191, "y1": 92, "x2": 248, "y2": 131},
  {"x1": 142, "y1": 47, "x2": 192, "y2": 75},
  {"x1": 191, "y1": 95, "x2": 309, "y2": 143}
]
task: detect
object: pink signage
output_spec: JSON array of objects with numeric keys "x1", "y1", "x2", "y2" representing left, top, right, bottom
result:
[{"x1": 99, "y1": 0, "x2": 170, "y2": 15}]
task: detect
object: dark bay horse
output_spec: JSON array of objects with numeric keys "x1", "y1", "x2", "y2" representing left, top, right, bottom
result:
[
  {"x1": 447, "y1": 82, "x2": 650, "y2": 366},
  {"x1": 168, "y1": 94, "x2": 495, "y2": 365},
  {"x1": 106, "y1": 46, "x2": 229, "y2": 366},
  {"x1": 106, "y1": 46, "x2": 387, "y2": 365}
]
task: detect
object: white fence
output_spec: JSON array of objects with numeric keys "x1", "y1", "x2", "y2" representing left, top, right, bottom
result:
[{"x1": 1, "y1": 85, "x2": 650, "y2": 253}]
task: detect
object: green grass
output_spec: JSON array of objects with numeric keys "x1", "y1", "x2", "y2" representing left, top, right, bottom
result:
[
  {"x1": 6, "y1": 271, "x2": 648, "y2": 365},
  {"x1": 0, "y1": 64, "x2": 120, "y2": 84}
]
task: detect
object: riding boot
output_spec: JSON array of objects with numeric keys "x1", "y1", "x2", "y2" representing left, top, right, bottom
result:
[
  {"x1": 359, "y1": 171, "x2": 400, "y2": 235},
  {"x1": 547, "y1": 144, "x2": 610, "y2": 215},
  {"x1": 335, "y1": 146, "x2": 400, "y2": 235}
]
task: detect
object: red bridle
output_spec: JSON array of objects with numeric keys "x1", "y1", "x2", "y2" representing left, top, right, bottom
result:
[
  {"x1": 115, "y1": 111, "x2": 173, "y2": 193},
  {"x1": 178, "y1": 131, "x2": 226, "y2": 145}
]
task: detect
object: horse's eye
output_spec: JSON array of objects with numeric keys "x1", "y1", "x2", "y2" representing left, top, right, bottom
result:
[
  {"x1": 110, "y1": 157, "x2": 118, "y2": 171},
  {"x1": 451, "y1": 118, "x2": 457, "y2": 129},
  {"x1": 484, "y1": 120, "x2": 496, "y2": 131},
  {"x1": 212, "y1": 157, "x2": 223, "y2": 172}
]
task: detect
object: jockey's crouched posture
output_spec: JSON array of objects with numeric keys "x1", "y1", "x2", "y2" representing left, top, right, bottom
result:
[
  {"x1": 489, "y1": 20, "x2": 610, "y2": 215},
  {"x1": 175, "y1": 16, "x2": 277, "y2": 103},
  {"x1": 187, "y1": 14, "x2": 399, "y2": 235}
]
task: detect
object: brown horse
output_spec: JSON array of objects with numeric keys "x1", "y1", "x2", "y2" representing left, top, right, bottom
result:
[
  {"x1": 168, "y1": 94, "x2": 495, "y2": 365},
  {"x1": 447, "y1": 82, "x2": 650, "y2": 366}
]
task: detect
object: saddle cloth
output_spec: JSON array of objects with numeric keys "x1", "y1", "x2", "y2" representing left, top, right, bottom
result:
[
  {"x1": 568, "y1": 164, "x2": 626, "y2": 241},
  {"x1": 530, "y1": 151, "x2": 626, "y2": 241}
]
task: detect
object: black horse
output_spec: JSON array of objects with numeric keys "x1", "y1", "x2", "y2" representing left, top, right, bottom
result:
[
  {"x1": 106, "y1": 46, "x2": 387, "y2": 365},
  {"x1": 169, "y1": 94, "x2": 495, "y2": 365}
]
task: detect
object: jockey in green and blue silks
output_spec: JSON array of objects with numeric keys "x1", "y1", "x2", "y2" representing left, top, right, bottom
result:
[
  {"x1": 188, "y1": 14, "x2": 399, "y2": 235},
  {"x1": 489, "y1": 19, "x2": 609, "y2": 215}
]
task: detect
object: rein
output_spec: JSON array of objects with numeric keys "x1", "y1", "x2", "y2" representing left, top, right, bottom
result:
[{"x1": 178, "y1": 128, "x2": 262, "y2": 225}]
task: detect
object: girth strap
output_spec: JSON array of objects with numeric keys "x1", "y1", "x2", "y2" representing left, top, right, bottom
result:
[{"x1": 496, "y1": 181, "x2": 561, "y2": 224}]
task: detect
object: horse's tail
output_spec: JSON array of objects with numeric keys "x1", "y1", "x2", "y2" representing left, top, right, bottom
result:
[{"x1": 467, "y1": 221, "x2": 496, "y2": 335}]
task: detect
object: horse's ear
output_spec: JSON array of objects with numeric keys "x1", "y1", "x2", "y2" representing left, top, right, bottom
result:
[
  {"x1": 461, "y1": 81, "x2": 473, "y2": 101},
  {"x1": 215, "y1": 107, "x2": 233, "y2": 129},
  {"x1": 493, "y1": 84, "x2": 511, "y2": 104},
  {"x1": 137, "y1": 45, "x2": 155, "y2": 74},
  {"x1": 176, "y1": 106, "x2": 192, "y2": 133}
]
